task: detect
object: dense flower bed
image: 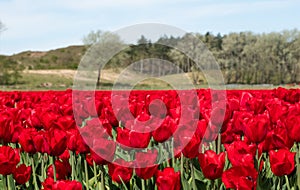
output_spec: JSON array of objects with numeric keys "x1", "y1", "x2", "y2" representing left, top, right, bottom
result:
[{"x1": 0, "y1": 88, "x2": 300, "y2": 190}]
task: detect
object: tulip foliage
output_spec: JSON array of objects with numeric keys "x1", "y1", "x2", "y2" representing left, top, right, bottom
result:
[{"x1": 0, "y1": 87, "x2": 300, "y2": 190}]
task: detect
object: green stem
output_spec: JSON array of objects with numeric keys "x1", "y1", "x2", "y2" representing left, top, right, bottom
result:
[
  {"x1": 7, "y1": 174, "x2": 16, "y2": 190},
  {"x1": 6, "y1": 175, "x2": 11, "y2": 190},
  {"x1": 211, "y1": 179, "x2": 215, "y2": 190},
  {"x1": 216, "y1": 179, "x2": 221, "y2": 190},
  {"x1": 255, "y1": 146, "x2": 261, "y2": 171},
  {"x1": 166, "y1": 159, "x2": 170, "y2": 167},
  {"x1": 171, "y1": 139, "x2": 175, "y2": 168},
  {"x1": 41, "y1": 154, "x2": 45, "y2": 181},
  {"x1": 100, "y1": 165, "x2": 105, "y2": 190},
  {"x1": 31, "y1": 157, "x2": 39, "y2": 190},
  {"x1": 130, "y1": 177, "x2": 133, "y2": 190},
  {"x1": 84, "y1": 155, "x2": 89, "y2": 190},
  {"x1": 71, "y1": 151, "x2": 75, "y2": 180},
  {"x1": 50, "y1": 156, "x2": 57, "y2": 182},
  {"x1": 180, "y1": 153, "x2": 184, "y2": 180},
  {"x1": 285, "y1": 175, "x2": 291, "y2": 190},
  {"x1": 3, "y1": 175, "x2": 7, "y2": 190},
  {"x1": 93, "y1": 161, "x2": 98, "y2": 185},
  {"x1": 190, "y1": 163, "x2": 197, "y2": 190},
  {"x1": 277, "y1": 176, "x2": 281, "y2": 190},
  {"x1": 212, "y1": 141, "x2": 216, "y2": 153},
  {"x1": 217, "y1": 133, "x2": 221, "y2": 154},
  {"x1": 142, "y1": 179, "x2": 146, "y2": 190}
]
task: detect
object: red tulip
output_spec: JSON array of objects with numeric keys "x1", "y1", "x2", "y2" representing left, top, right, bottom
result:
[
  {"x1": 13, "y1": 164, "x2": 32, "y2": 184},
  {"x1": 86, "y1": 118, "x2": 112, "y2": 138},
  {"x1": 66, "y1": 129, "x2": 78, "y2": 152},
  {"x1": 91, "y1": 138, "x2": 116, "y2": 165},
  {"x1": 42, "y1": 178, "x2": 82, "y2": 190},
  {"x1": 33, "y1": 130, "x2": 50, "y2": 154},
  {"x1": 222, "y1": 166, "x2": 258, "y2": 190},
  {"x1": 26, "y1": 110, "x2": 43, "y2": 129},
  {"x1": 243, "y1": 114, "x2": 269, "y2": 143},
  {"x1": 285, "y1": 112, "x2": 300, "y2": 142},
  {"x1": 47, "y1": 160, "x2": 71, "y2": 180},
  {"x1": 10, "y1": 123, "x2": 23, "y2": 144},
  {"x1": 260, "y1": 125, "x2": 293, "y2": 152},
  {"x1": 108, "y1": 159, "x2": 133, "y2": 183},
  {"x1": 19, "y1": 128, "x2": 38, "y2": 154},
  {"x1": 224, "y1": 140, "x2": 256, "y2": 168},
  {"x1": 0, "y1": 111, "x2": 14, "y2": 143},
  {"x1": 85, "y1": 153, "x2": 94, "y2": 167},
  {"x1": 52, "y1": 180, "x2": 83, "y2": 190},
  {"x1": 0, "y1": 146, "x2": 20, "y2": 175},
  {"x1": 58, "y1": 149, "x2": 70, "y2": 161},
  {"x1": 247, "y1": 98, "x2": 265, "y2": 114},
  {"x1": 266, "y1": 99, "x2": 289, "y2": 123},
  {"x1": 174, "y1": 122, "x2": 200, "y2": 158},
  {"x1": 135, "y1": 149, "x2": 158, "y2": 180},
  {"x1": 42, "y1": 177, "x2": 55, "y2": 190},
  {"x1": 116, "y1": 127, "x2": 150, "y2": 149},
  {"x1": 210, "y1": 100, "x2": 231, "y2": 126},
  {"x1": 55, "y1": 115, "x2": 75, "y2": 130},
  {"x1": 221, "y1": 121, "x2": 241, "y2": 144},
  {"x1": 231, "y1": 111, "x2": 253, "y2": 134},
  {"x1": 239, "y1": 92, "x2": 253, "y2": 109},
  {"x1": 75, "y1": 135, "x2": 90, "y2": 154},
  {"x1": 198, "y1": 150, "x2": 225, "y2": 180},
  {"x1": 102, "y1": 108, "x2": 118, "y2": 127},
  {"x1": 40, "y1": 111, "x2": 59, "y2": 130},
  {"x1": 269, "y1": 149, "x2": 295, "y2": 176},
  {"x1": 48, "y1": 128, "x2": 67, "y2": 156},
  {"x1": 152, "y1": 116, "x2": 177, "y2": 143},
  {"x1": 156, "y1": 167, "x2": 180, "y2": 190}
]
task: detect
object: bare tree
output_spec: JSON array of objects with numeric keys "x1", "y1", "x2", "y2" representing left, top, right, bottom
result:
[
  {"x1": 0, "y1": 21, "x2": 6, "y2": 33},
  {"x1": 82, "y1": 30, "x2": 124, "y2": 88}
]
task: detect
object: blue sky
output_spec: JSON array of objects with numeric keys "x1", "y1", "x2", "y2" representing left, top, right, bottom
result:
[{"x1": 0, "y1": 0, "x2": 299, "y2": 55}]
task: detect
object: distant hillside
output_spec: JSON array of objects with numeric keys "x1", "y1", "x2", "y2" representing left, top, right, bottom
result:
[{"x1": 2, "y1": 45, "x2": 87, "y2": 70}]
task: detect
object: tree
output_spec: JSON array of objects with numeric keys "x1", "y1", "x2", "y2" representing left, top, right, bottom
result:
[
  {"x1": 136, "y1": 35, "x2": 149, "y2": 73},
  {"x1": 82, "y1": 30, "x2": 101, "y2": 45},
  {"x1": 0, "y1": 56, "x2": 24, "y2": 85},
  {"x1": 82, "y1": 30, "x2": 124, "y2": 88}
]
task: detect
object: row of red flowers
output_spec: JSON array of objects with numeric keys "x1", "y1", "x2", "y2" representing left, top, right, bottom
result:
[{"x1": 0, "y1": 88, "x2": 299, "y2": 189}]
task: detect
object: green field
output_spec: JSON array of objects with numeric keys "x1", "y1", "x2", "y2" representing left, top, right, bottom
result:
[{"x1": 1, "y1": 69, "x2": 297, "y2": 91}]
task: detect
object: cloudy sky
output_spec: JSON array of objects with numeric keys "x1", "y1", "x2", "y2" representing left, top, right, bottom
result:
[{"x1": 0, "y1": 0, "x2": 299, "y2": 55}]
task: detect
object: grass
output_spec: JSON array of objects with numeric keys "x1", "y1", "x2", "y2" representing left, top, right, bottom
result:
[
  {"x1": 0, "y1": 69, "x2": 298, "y2": 91},
  {"x1": 1, "y1": 73, "x2": 73, "y2": 91}
]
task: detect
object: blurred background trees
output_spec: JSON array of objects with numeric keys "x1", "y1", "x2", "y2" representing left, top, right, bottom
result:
[
  {"x1": 82, "y1": 29, "x2": 300, "y2": 85},
  {"x1": 2, "y1": 28, "x2": 299, "y2": 86}
]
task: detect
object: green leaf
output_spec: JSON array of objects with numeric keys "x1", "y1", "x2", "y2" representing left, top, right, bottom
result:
[
  {"x1": 0, "y1": 179, "x2": 4, "y2": 190},
  {"x1": 256, "y1": 174, "x2": 273, "y2": 190},
  {"x1": 195, "y1": 179, "x2": 207, "y2": 190},
  {"x1": 181, "y1": 175, "x2": 191, "y2": 190},
  {"x1": 193, "y1": 167, "x2": 205, "y2": 181}
]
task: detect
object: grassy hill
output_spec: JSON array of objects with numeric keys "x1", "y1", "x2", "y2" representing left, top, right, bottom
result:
[{"x1": 2, "y1": 45, "x2": 87, "y2": 70}]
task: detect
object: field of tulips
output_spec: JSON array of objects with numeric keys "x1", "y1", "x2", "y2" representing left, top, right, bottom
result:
[{"x1": 0, "y1": 88, "x2": 300, "y2": 190}]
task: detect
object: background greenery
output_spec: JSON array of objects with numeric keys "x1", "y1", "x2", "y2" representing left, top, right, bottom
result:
[{"x1": 1, "y1": 27, "x2": 300, "y2": 89}]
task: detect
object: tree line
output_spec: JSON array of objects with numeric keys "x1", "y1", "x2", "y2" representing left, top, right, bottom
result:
[{"x1": 83, "y1": 29, "x2": 300, "y2": 85}]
